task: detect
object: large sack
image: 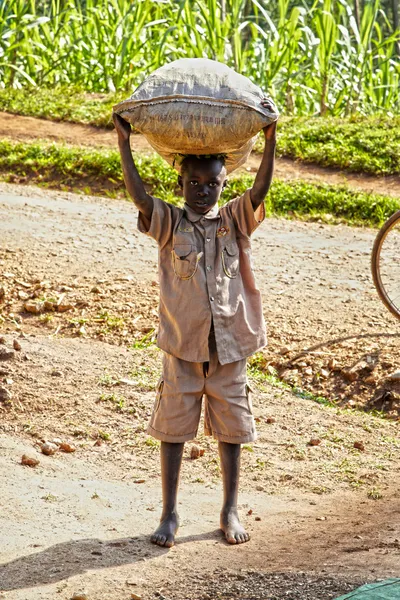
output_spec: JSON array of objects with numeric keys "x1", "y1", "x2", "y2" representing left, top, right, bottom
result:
[{"x1": 113, "y1": 58, "x2": 278, "y2": 173}]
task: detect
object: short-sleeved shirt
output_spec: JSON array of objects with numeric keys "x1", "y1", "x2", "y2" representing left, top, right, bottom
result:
[{"x1": 138, "y1": 190, "x2": 267, "y2": 365}]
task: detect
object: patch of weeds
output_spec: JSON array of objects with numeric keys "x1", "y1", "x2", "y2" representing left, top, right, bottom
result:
[
  {"x1": 380, "y1": 436, "x2": 400, "y2": 449},
  {"x1": 98, "y1": 371, "x2": 119, "y2": 387},
  {"x1": 145, "y1": 437, "x2": 160, "y2": 449},
  {"x1": 193, "y1": 477, "x2": 205, "y2": 483},
  {"x1": 130, "y1": 364, "x2": 159, "y2": 391},
  {"x1": 98, "y1": 430, "x2": 111, "y2": 441},
  {"x1": 39, "y1": 313, "x2": 54, "y2": 324},
  {"x1": 289, "y1": 447, "x2": 307, "y2": 461},
  {"x1": 367, "y1": 487, "x2": 383, "y2": 500},
  {"x1": 70, "y1": 317, "x2": 88, "y2": 326},
  {"x1": 243, "y1": 445, "x2": 254, "y2": 452},
  {"x1": 248, "y1": 354, "x2": 335, "y2": 408},
  {"x1": 131, "y1": 329, "x2": 156, "y2": 349},
  {"x1": 99, "y1": 392, "x2": 126, "y2": 411},
  {"x1": 95, "y1": 310, "x2": 125, "y2": 332},
  {"x1": 310, "y1": 485, "x2": 329, "y2": 495},
  {"x1": 42, "y1": 493, "x2": 58, "y2": 502},
  {"x1": 322, "y1": 429, "x2": 346, "y2": 444},
  {"x1": 91, "y1": 491, "x2": 100, "y2": 500}
]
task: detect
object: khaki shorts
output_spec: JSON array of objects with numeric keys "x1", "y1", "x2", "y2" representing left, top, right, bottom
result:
[{"x1": 147, "y1": 337, "x2": 256, "y2": 444}]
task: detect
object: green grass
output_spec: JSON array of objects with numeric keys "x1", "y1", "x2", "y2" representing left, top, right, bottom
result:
[
  {"x1": 0, "y1": 139, "x2": 399, "y2": 227},
  {"x1": 1, "y1": 88, "x2": 399, "y2": 175},
  {"x1": 0, "y1": 87, "x2": 119, "y2": 129},
  {"x1": 269, "y1": 116, "x2": 400, "y2": 176}
]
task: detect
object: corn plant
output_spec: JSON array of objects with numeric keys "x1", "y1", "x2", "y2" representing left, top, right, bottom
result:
[{"x1": 0, "y1": 0, "x2": 399, "y2": 114}]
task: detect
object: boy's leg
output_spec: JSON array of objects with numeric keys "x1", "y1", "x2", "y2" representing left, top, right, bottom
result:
[
  {"x1": 151, "y1": 441, "x2": 184, "y2": 548},
  {"x1": 219, "y1": 441, "x2": 250, "y2": 545}
]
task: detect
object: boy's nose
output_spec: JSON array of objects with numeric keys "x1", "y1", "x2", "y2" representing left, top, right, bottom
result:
[{"x1": 197, "y1": 189, "x2": 208, "y2": 197}]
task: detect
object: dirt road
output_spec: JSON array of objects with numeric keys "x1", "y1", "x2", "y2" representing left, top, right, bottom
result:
[{"x1": 0, "y1": 180, "x2": 399, "y2": 599}]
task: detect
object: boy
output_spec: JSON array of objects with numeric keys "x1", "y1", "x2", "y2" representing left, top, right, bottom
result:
[{"x1": 113, "y1": 112, "x2": 277, "y2": 547}]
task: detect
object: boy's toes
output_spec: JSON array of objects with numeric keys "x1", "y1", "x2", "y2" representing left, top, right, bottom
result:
[
  {"x1": 225, "y1": 531, "x2": 237, "y2": 544},
  {"x1": 164, "y1": 535, "x2": 175, "y2": 548},
  {"x1": 151, "y1": 534, "x2": 166, "y2": 546}
]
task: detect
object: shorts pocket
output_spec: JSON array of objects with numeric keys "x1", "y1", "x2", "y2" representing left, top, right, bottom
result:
[
  {"x1": 172, "y1": 244, "x2": 200, "y2": 280},
  {"x1": 245, "y1": 383, "x2": 253, "y2": 415},
  {"x1": 222, "y1": 241, "x2": 239, "y2": 279},
  {"x1": 154, "y1": 379, "x2": 164, "y2": 412}
]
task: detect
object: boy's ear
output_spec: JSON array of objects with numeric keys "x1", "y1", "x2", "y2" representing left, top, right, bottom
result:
[
  {"x1": 178, "y1": 175, "x2": 183, "y2": 189},
  {"x1": 222, "y1": 179, "x2": 228, "y2": 189}
]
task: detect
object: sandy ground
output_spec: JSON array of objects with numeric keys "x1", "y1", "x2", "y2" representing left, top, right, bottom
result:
[
  {"x1": 2, "y1": 111, "x2": 400, "y2": 198},
  {"x1": 0, "y1": 182, "x2": 399, "y2": 600}
]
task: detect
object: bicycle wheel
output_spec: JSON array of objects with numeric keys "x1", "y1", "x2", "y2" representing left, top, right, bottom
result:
[{"x1": 371, "y1": 210, "x2": 400, "y2": 320}]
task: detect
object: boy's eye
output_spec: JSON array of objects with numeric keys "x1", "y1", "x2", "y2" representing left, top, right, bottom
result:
[
  {"x1": 209, "y1": 182, "x2": 217, "y2": 188},
  {"x1": 190, "y1": 181, "x2": 198, "y2": 186}
]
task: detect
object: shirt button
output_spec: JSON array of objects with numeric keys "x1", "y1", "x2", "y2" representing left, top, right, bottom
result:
[
  {"x1": 210, "y1": 296, "x2": 214, "y2": 302},
  {"x1": 206, "y1": 237, "x2": 211, "y2": 242},
  {"x1": 206, "y1": 265, "x2": 212, "y2": 272}
]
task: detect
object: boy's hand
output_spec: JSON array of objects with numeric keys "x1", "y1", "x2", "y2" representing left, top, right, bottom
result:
[
  {"x1": 113, "y1": 113, "x2": 131, "y2": 142},
  {"x1": 263, "y1": 121, "x2": 277, "y2": 141}
]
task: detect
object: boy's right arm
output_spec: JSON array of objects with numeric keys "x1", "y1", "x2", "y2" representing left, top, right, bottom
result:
[{"x1": 113, "y1": 114, "x2": 153, "y2": 222}]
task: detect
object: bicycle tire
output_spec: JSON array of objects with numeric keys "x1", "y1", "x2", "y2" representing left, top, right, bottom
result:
[{"x1": 371, "y1": 210, "x2": 400, "y2": 320}]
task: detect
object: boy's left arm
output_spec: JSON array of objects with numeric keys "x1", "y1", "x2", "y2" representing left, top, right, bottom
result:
[{"x1": 250, "y1": 120, "x2": 277, "y2": 209}]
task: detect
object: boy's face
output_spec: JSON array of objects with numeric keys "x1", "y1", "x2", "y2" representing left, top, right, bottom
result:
[{"x1": 178, "y1": 157, "x2": 227, "y2": 215}]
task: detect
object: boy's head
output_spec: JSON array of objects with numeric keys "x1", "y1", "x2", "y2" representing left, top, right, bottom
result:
[{"x1": 178, "y1": 155, "x2": 227, "y2": 214}]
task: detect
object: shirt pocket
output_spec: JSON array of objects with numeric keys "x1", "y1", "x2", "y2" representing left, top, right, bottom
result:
[
  {"x1": 172, "y1": 244, "x2": 200, "y2": 280},
  {"x1": 221, "y1": 241, "x2": 240, "y2": 279}
]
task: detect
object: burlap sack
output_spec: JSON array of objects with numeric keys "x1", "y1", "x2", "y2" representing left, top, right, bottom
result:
[{"x1": 113, "y1": 58, "x2": 278, "y2": 173}]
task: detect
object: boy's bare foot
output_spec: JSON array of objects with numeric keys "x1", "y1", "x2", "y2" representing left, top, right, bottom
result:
[
  {"x1": 220, "y1": 508, "x2": 250, "y2": 544},
  {"x1": 151, "y1": 512, "x2": 179, "y2": 547}
]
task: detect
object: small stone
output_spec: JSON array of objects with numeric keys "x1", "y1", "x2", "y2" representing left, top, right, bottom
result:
[
  {"x1": 328, "y1": 358, "x2": 338, "y2": 370},
  {"x1": 387, "y1": 370, "x2": 400, "y2": 381},
  {"x1": 342, "y1": 369, "x2": 358, "y2": 382},
  {"x1": 316, "y1": 516, "x2": 327, "y2": 521},
  {"x1": 0, "y1": 285, "x2": 5, "y2": 299},
  {"x1": 133, "y1": 479, "x2": 146, "y2": 484},
  {"x1": 71, "y1": 593, "x2": 88, "y2": 600},
  {"x1": 51, "y1": 370, "x2": 63, "y2": 377},
  {"x1": 247, "y1": 509, "x2": 253, "y2": 515},
  {"x1": 24, "y1": 301, "x2": 44, "y2": 314},
  {"x1": 266, "y1": 417, "x2": 276, "y2": 424},
  {"x1": 57, "y1": 301, "x2": 74, "y2": 312},
  {"x1": 303, "y1": 367, "x2": 313, "y2": 376},
  {"x1": 308, "y1": 438, "x2": 321, "y2": 446},
  {"x1": 13, "y1": 339, "x2": 21, "y2": 351},
  {"x1": 91, "y1": 286, "x2": 102, "y2": 293},
  {"x1": 131, "y1": 594, "x2": 142, "y2": 600},
  {"x1": 190, "y1": 445, "x2": 205, "y2": 459},
  {"x1": 40, "y1": 442, "x2": 58, "y2": 456},
  {"x1": 18, "y1": 290, "x2": 30, "y2": 300},
  {"x1": 279, "y1": 346, "x2": 292, "y2": 356},
  {"x1": 60, "y1": 442, "x2": 76, "y2": 453},
  {"x1": 0, "y1": 336, "x2": 6, "y2": 345},
  {"x1": 0, "y1": 347, "x2": 15, "y2": 361},
  {"x1": 256, "y1": 485, "x2": 264, "y2": 492},
  {"x1": 365, "y1": 375, "x2": 378, "y2": 385},
  {"x1": 320, "y1": 368, "x2": 330, "y2": 379},
  {"x1": 21, "y1": 454, "x2": 40, "y2": 467},
  {"x1": 354, "y1": 441, "x2": 365, "y2": 452},
  {"x1": 0, "y1": 386, "x2": 12, "y2": 402},
  {"x1": 255, "y1": 516, "x2": 261, "y2": 521}
]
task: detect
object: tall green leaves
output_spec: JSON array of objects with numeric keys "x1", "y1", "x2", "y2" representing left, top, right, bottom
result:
[{"x1": 0, "y1": 0, "x2": 399, "y2": 114}]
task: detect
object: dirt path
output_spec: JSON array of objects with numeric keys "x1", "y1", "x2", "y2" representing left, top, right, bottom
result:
[
  {"x1": 2, "y1": 111, "x2": 400, "y2": 198},
  {"x1": 0, "y1": 183, "x2": 400, "y2": 599}
]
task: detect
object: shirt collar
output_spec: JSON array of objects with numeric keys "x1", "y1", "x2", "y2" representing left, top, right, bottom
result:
[{"x1": 183, "y1": 202, "x2": 220, "y2": 222}]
